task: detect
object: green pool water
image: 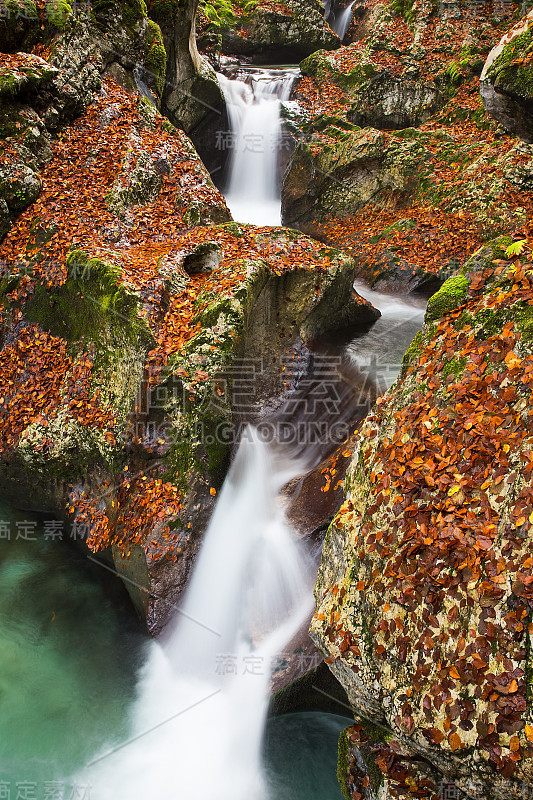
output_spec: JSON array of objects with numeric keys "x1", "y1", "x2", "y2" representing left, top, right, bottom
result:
[
  {"x1": 264, "y1": 711, "x2": 351, "y2": 800},
  {"x1": 0, "y1": 500, "x2": 145, "y2": 796}
]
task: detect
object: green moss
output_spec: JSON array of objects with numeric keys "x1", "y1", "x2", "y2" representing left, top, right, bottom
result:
[
  {"x1": 144, "y1": 18, "x2": 167, "y2": 97},
  {"x1": 425, "y1": 274, "x2": 470, "y2": 324},
  {"x1": 489, "y1": 25, "x2": 533, "y2": 99},
  {"x1": 0, "y1": 104, "x2": 34, "y2": 141},
  {"x1": 454, "y1": 309, "x2": 474, "y2": 330},
  {"x1": 390, "y1": 127, "x2": 427, "y2": 140},
  {"x1": 0, "y1": 250, "x2": 153, "y2": 478},
  {"x1": 2, "y1": 251, "x2": 152, "y2": 364},
  {"x1": 473, "y1": 307, "x2": 507, "y2": 339},
  {"x1": 0, "y1": 72, "x2": 17, "y2": 96},
  {"x1": 303, "y1": 115, "x2": 360, "y2": 135},
  {"x1": 45, "y1": 0, "x2": 72, "y2": 29},
  {"x1": 463, "y1": 236, "x2": 514, "y2": 274},
  {"x1": 300, "y1": 50, "x2": 376, "y2": 92},
  {"x1": 0, "y1": 0, "x2": 40, "y2": 52},
  {"x1": 0, "y1": 58, "x2": 57, "y2": 98},
  {"x1": 161, "y1": 307, "x2": 239, "y2": 495},
  {"x1": 92, "y1": 0, "x2": 147, "y2": 32},
  {"x1": 3, "y1": 0, "x2": 38, "y2": 21},
  {"x1": 349, "y1": 718, "x2": 392, "y2": 792},
  {"x1": 337, "y1": 727, "x2": 352, "y2": 800},
  {"x1": 470, "y1": 303, "x2": 533, "y2": 349},
  {"x1": 517, "y1": 307, "x2": 533, "y2": 349},
  {"x1": 441, "y1": 355, "x2": 467, "y2": 379},
  {"x1": 370, "y1": 217, "x2": 416, "y2": 244},
  {"x1": 388, "y1": 0, "x2": 414, "y2": 25},
  {"x1": 147, "y1": 0, "x2": 179, "y2": 25},
  {"x1": 183, "y1": 202, "x2": 202, "y2": 228},
  {"x1": 471, "y1": 106, "x2": 495, "y2": 131},
  {"x1": 401, "y1": 323, "x2": 439, "y2": 375},
  {"x1": 401, "y1": 329, "x2": 424, "y2": 371}
]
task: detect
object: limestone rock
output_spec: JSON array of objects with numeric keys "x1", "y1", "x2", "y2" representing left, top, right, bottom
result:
[
  {"x1": 312, "y1": 237, "x2": 533, "y2": 800},
  {"x1": 301, "y1": 47, "x2": 441, "y2": 130},
  {"x1": 282, "y1": 127, "x2": 428, "y2": 232}
]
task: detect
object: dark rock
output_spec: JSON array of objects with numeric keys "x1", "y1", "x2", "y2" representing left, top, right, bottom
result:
[{"x1": 219, "y1": 0, "x2": 340, "y2": 63}]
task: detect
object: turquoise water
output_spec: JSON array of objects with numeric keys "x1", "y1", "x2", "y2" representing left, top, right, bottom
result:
[
  {"x1": 264, "y1": 711, "x2": 351, "y2": 800},
  {"x1": 0, "y1": 501, "x2": 145, "y2": 796}
]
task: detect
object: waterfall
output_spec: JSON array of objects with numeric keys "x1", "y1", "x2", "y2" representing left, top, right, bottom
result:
[
  {"x1": 217, "y1": 68, "x2": 298, "y2": 227},
  {"x1": 79, "y1": 426, "x2": 313, "y2": 800},
  {"x1": 330, "y1": 1, "x2": 355, "y2": 39}
]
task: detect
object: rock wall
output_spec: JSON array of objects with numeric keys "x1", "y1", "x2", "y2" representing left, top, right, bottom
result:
[{"x1": 312, "y1": 237, "x2": 533, "y2": 799}]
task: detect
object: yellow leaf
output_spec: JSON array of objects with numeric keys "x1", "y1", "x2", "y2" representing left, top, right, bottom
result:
[{"x1": 505, "y1": 350, "x2": 521, "y2": 370}]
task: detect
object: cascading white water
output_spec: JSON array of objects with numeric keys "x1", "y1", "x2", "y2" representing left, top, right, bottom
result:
[
  {"x1": 217, "y1": 68, "x2": 297, "y2": 226},
  {"x1": 330, "y1": 0, "x2": 355, "y2": 39},
  {"x1": 78, "y1": 426, "x2": 313, "y2": 800}
]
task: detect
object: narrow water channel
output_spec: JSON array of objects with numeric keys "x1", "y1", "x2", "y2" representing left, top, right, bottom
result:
[{"x1": 0, "y1": 64, "x2": 429, "y2": 800}]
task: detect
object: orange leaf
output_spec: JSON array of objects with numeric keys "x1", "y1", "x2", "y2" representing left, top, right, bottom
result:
[{"x1": 448, "y1": 732, "x2": 462, "y2": 751}]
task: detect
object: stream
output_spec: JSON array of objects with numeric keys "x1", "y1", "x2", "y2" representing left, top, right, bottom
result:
[{"x1": 0, "y1": 65, "x2": 428, "y2": 800}]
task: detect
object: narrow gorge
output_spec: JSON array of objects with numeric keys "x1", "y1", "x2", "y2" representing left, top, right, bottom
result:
[{"x1": 2, "y1": 0, "x2": 533, "y2": 799}]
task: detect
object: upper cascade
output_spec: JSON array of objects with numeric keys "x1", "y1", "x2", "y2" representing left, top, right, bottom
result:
[{"x1": 217, "y1": 67, "x2": 299, "y2": 226}]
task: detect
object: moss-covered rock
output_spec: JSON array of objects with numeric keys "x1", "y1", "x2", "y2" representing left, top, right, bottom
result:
[
  {"x1": 301, "y1": 47, "x2": 441, "y2": 130},
  {"x1": 0, "y1": 0, "x2": 40, "y2": 51},
  {"x1": 143, "y1": 18, "x2": 167, "y2": 98},
  {"x1": 45, "y1": 0, "x2": 73, "y2": 30},
  {"x1": 0, "y1": 161, "x2": 41, "y2": 212},
  {"x1": 282, "y1": 127, "x2": 429, "y2": 232},
  {"x1": 481, "y1": 11, "x2": 533, "y2": 143},
  {"x1": 0, "y1": 54, "x2": 59, "y2": 97},
  {"x1": 424, "y1": 274, "x2": 470, "y2": 323},
  {"x1": 0, "y1": 249, "x2": 153, "y2": 508}
]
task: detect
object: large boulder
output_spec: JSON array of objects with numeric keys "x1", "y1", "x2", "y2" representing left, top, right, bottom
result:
[
  {"x1": 300, "y1": 45, "x2": 441, "y2": 131},
  {"x1": 481, "y1": 11, "x2": 533, "y2": 144},
  {"x1": 311, "y1": 237, "x2": 533, "y2": 799},
  {"x1": 282, "y1": 126, "x2": 428, "y2": 232},
  {"x1": 218, "y1": 0, "x2": 340, "y2": 62}
]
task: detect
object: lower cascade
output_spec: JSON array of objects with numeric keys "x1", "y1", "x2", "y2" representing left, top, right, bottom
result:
[
  {"x1": 79, "y1": 427, "x2": 313, "y2": 800},
  {"x1": 217, "y1": 67, "x2": 298, "y2": 227}
]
